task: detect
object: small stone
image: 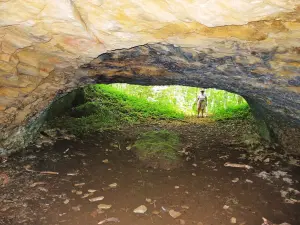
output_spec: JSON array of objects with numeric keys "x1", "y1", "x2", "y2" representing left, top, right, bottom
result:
[
  {"x1": 88, "y1": 189, "x2": 97, "y2": 193},
  {"x1": 109, "y1": 183, "x2": 117, "y2": 188},
  {"x1": 72, "y1": 205, "x2": 81, "y2": 212},
  {"x1": 133, "y1": 205, "x2": 147, "y2": 214},
  {"x1": 76, "y1": 191, "x2": 83, "y2": 195},
  {"x1": 175, "y1": 186, "x2": 180, "y2": 189},
  {"x1": 82, "y1": 193, "x2": 92, "y2": 198},
  {"x1": 192, "y1": 173, "x2": 196, "y2": 176},
  {"x1": 71, "y1": 189, "x2": 76, "y2": 193},
  {"x1": 179, "y1": 219, "x2": 186, "y2": 225},
  {"x1": 126, "y1": 146, "x2": 132, "y2": 150},
  {"x1": 169, "y1": 209, "x2": 181, "y2": 218},
  {"x1": 230, "y1": 217, "x2": 237, "y2": 224},
  {"x1": 152, "y1": 210, "x2": 160, "y2": 215},
  {"x1": 64, "y1": 199, "x2": 69, "y2": 204},
  {"x1": 97, "y1": 204, "x2": 112, "y2": 210},
  {"x1": 38, "y1": 187, "x2": 48, "y2": 192},
  {"x1": 245, "y1": 179, "x2": 253, "y2": 183},
  {"x1": 223, "y1": 205, "x2": 229, "y2": 209},
  {"x1": 74, "y1": 183, "x2": 85, "y2": 187},
  {"x1": 192, "y1": 164, "x2": 197, "y2": 167},
  {"x1": 102, "y1": 159, "x2": 109, "y2": 163},
  {"x1": 181, "y1": 205, "x2": 189, "y2": 209},
  {"x1": 264, "y1": 158, "x2": 270, "y2": 163},
  {"x1": 146, "y1": 198, "x2": 152, "y2": 203},
  {"x1": 89, "y1": 196, "x2": 104, "y2": 202},
  {"x1": 232, "y1": 178, "x2": 239, "y2": 183}
]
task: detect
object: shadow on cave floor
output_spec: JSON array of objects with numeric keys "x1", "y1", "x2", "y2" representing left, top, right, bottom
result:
[{"x1": 1, "y1": 118, "x2": 300, "y2": 225}]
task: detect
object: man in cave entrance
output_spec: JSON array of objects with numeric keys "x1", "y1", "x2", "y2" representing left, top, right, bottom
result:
[{"x1": 197, "y1": 90, "x2": 207, "y2": 118}]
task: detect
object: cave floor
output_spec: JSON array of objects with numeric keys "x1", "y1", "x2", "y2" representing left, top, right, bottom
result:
[{"x1": 1, "y1": 118, "x2": 300, "y2": 225}]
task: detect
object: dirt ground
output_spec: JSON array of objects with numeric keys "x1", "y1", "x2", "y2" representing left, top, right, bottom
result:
[{"x1": 1, "y1": 118, "x2": 300, "y2": 225}]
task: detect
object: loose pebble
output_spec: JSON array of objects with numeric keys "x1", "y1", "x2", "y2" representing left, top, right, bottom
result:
[
  {"x1": 230, "y1": 217, "x2": 237, "y2": 224},
  {"x1": 98, "y1": 204, "x2": 112, "y2": 210},
  {"x1": 109, "y1": 183, "x2": 118, "y2": 188},
  {"x1": 74, "y1": 183, "x2": 85, "y2": 187},
  {"x1": 192, "y1": 173, "x2": 196, "y2": 176},
  {"x1": 223, "y1": 205, "x2": 229, "y2": 210},
  {"x1": 133, "y1": 205, "x2": 147, "y2": 214},
  {"x1": 89, "y1": 196, "x2": 104, "y2": 202},
  {"x1": 169, "y1": 209, "x2": 181, "y2": 218},
  {"x1": 232, "y1": 178, "x2": 239, "y2": 183}
]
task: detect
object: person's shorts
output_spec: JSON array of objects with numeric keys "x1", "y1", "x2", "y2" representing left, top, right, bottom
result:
[{"x1": 198, "y1": 100, "x2": 206, "y2": 110}]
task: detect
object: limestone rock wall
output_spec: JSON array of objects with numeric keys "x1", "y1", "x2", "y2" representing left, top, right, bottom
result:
[{"x1": 0, "y1": 1, "x2": 300, "y2": 154}]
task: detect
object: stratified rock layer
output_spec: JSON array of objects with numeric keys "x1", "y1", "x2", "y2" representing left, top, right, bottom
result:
[{"x1": 0, "y1": 1, "x2": 300, "y2": 154}]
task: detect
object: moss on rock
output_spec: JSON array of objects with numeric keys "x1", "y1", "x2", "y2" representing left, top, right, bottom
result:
[{"x1": 133, "y1": 130, "x2": 181, "y2": 169}]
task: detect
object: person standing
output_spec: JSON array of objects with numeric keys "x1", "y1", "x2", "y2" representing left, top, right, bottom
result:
[{"x1": 197, "y1": 90, "x2": 207, "y2": 118}]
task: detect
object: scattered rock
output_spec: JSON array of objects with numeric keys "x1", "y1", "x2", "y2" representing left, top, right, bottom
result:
[
  {"x1": 76, "y1": 191, "x2": 83, "y2": 195},
  {"x1": 264, "y1": 158, "x2": 270, "y2": 163},
  {"x1": 169, "y1": 209, "x2": 181, "y2": 218},
  {"x1": 63, "y1": 199, "x2": 69, "y2": 204},
  {"x1": 181, "y1": 205, "x2": 189, "y2": 209},
  {"x1": 72, "y1": 205, "x2": 81, "y2": 212},
  {"x1": 230, "y1": 217, "x2": 237, "y2": 224},
  {"x1": 89, "y1": 196, "x2": 104, "y2": 202},
  {"x1": 175, "y1": 186, "x2": 180, "y2": 189},
  {"x1": 232, "y1": 178, "x2": 239, "y2": 183},
  {"x1": 179, "y1": 219, "x2": 186, "y2": 225},
  {"x1": 223, "y1": 205, "x2": 229, "y2": 210},
  {"x1": 245, "y1": 179, "x2": 253, "y2": 183},
  {"x1": 133, "y1": 205, "x2": 147, "y2": 214},
  {"x1": 82, "y1": 193, "x2": 92, "y2": 198},
  {"x1": 98, "y1": 217, "x2": 120, "y2": 224},
  {"x1": 74, "y1": 183, "x2": 85, "y2": 187},
  {"x1": 224, "y1": 162, "x2": 252, "y2": 169},
  {"x1": 88, "y1": 189, "x2": 97, "y2": 193},
  {"x1": 38, "y1": 187, "x2": 48, "y2": 192},
  {"x1": 282, "y1": 177, "x2": 293, "y2": 185},
  {"x1": 109, "y1": 183, "x2": 118, "y2": 188},
  {"x1": 98, "y1": 204, "x2": 112, "y2": 210},
  {"x1": 30, "y1": 182, "x2": 46, "y2": 187},
  {"x1": 192, "y1": 164, "x2": 197, "y2": 167},
  {"x1": 146, "y1": 198, "x2": 152, "y2": 203},
  {"x1": 192, "y1": 173, "x2": 196, "y2": 176},
  {"x1": 102, "y1": 159, "x2": 109, "y2": 163}
]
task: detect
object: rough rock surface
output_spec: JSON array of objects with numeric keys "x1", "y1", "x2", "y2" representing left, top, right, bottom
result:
[{"x1": 0, "y1": 1, "x2": 300, "y2": 154}]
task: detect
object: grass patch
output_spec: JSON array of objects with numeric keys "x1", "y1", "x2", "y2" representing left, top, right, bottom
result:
[
  {"x1": 133, "y1": 130, "x2": 181, "y2": 169},
  {"x1": 211, "y1": 104, "x2": 251, "y2": 121},
  {"x1": 51, "y1": 85, "x2": 184, "y2": 136}
]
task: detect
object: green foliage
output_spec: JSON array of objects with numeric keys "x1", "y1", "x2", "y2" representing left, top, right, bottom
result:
[
  {"x1": 211, "y1": 104, "x2": 251, "y2": 121},
  {"x1": 52, "y1": 84, "x2": 184, "y2": 136},
  {"x1": 111, "y1": 84, "x2": 249, "y2": 116},
  {"x1": 133, "y1": 130, "x2": 180, "y2": 161}
]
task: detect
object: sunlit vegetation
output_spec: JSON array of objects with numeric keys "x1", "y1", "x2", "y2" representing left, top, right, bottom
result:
[
  {"x1": 51, "y1": 85, "x2": 184, "y2": 136},
  {"x1": 51, "y1": 84, "x2": 251, "y2": 136},
  {"x1": 112, "y1": 84, "x2": 250, "y2": 120}
]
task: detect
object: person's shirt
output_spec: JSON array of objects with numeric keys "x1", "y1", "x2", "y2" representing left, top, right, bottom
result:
[{"x1": 198, "y1": 93, "x2": 206, "y2": 101}]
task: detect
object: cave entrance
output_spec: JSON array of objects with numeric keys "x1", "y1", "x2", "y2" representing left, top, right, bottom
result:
[{"x1": 3, "y1": 83, "x2": 299, "y2": 225}]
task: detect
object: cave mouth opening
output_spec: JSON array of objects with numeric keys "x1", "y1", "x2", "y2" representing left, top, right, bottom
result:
[
  {"x1": 39, "y1": 83, "x2": 261, "y2": 166},
  {"x1": 44, "y1": 83, "x2": 253, "y2": 139}
]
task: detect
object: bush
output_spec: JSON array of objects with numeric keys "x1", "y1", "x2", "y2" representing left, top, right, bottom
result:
[{"x1": 211, "y1": 104, "x2": 251, "y2": 121}]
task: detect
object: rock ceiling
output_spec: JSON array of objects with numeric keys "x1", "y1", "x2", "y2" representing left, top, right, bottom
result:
[{"x1": 0, "y1": 0, "x2": 300, "y2": 152}]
